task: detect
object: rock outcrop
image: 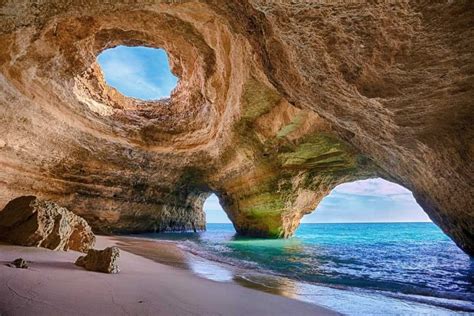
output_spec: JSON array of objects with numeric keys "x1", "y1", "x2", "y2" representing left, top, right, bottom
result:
[
  {"x1": 6, "y1": 258, "x2": 29, "y2": 269},
  {"x1": 0, "y1": 196, "x2": 95, "y2": 252},
  {"x1": 75, "y1": 247, "x2": 120, "y2": 274},
  {"x1": 0, "y1": 2, "x2": 472, "y2": 254}
]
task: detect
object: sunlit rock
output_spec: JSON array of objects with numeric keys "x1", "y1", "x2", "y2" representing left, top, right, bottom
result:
[
  {"x1": 0, "y1": 1, "x2": 472, "y2": 255},
  {"x1": 75, "y1": 247, "x2": 120, "y2": 274},
  {"x1": 0, "y1": 196, "x2": 95, "y2": 252}
]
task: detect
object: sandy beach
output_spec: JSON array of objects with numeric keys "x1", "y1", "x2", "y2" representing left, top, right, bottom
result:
[{"x1": 0, "y1": 236, "x2": 337, "y2": 316}]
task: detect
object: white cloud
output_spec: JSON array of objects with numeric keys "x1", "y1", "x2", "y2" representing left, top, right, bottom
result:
[
  {"x1": 301, "y1": 178, "x2": 428, "y2": 223},
  {"x1": 333, "y1": 178, "x2": 412, "y2": 197},
  {"x1": 100, "y1": 57, "x2": 165, "y2": 98},
  {"x1": 97, "y1": 46, "x2": 177, "y2": 100},
  {"x1": 204, "y1": 194, "x2": 231, "y2": 223},
  {"x1": 203, "y1": 194, "x2": 223, "y2": 212}
]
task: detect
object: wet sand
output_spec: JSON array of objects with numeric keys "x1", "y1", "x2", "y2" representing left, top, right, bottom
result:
[
  {"x1": 0, "y1": 236, "x2": 338, "y2": 316},
  {"x1": 114, "y1": 236, "x2": 308, "y2": 298},
  {"x1": 115, "y1": 237, "x2": 189, "y2": 269}
]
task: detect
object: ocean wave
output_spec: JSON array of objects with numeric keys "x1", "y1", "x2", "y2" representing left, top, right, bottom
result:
[
  {"x1": 176, "y1": 240, "x2": 262, "y2": 270},
  {"x1": 174, "y1": 239, "x2": 474, "y2": 314},
  {"x1": 135, "y1": 224, "x2": 474, "y2": 315}
]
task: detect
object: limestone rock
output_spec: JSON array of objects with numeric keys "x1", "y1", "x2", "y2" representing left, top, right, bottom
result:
[
  {"x1": 0, "y1": 196, "x2": 95, "y2": 252},
  {"x1": 6, "y1": 258, "x2": 28, "y2": 269},
  {"x1": 0, "y1": 2, "x2": 472, "y2": 255},
  {"x1": 75, "y1": 247, "x2": 120, "y2": 274}
]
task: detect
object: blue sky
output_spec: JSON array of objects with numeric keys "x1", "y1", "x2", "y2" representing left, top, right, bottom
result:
[
  {"x1": 205, "y1": 178, "x2": 430, "y2": 223},
  {"x1": 97, "y1": 47, "x2": 429, "y2": 224},
  {"x1": 97, "y1": 45, "x2": 178, "y2": 100}
]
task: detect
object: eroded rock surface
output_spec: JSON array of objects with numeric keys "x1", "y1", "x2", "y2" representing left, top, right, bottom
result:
[
  {"x1": 0, "y1": 2, "x2": 472, "y2": 254},
  {"x1": 0, "y1": 196, "x2": 95, "y2": 252},
  {"x1": 75, "y1": 247, "x2": 120, "y2": 274}
]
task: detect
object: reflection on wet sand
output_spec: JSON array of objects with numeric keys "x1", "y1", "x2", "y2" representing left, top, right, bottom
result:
[
  {"x1": 115, "y1": 236, "x2": 302, "y2": 301},
  {"x1": 114, "y1": 235, "x2": 473, "y2": 315},
  {"x1": 233, "y1": 274, "x2": 299, "y2": 299}
]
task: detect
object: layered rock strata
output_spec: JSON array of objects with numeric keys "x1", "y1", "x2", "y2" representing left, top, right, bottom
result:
[
  {"x1": 0, "y1": 2, "x2": 472, "y2": 254},
  {"x1": 0, "y1": 196, "x2": 95, "y2": 252}
]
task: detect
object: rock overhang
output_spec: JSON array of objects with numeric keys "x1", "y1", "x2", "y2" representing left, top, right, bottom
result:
[{"x1": 0, "y1": 1, "x2": 472, "y2": 255}]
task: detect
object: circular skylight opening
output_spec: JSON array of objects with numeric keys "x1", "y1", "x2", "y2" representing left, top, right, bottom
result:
[{"x1": 97, "y1": 45, "x2": 178, "y2": 100}]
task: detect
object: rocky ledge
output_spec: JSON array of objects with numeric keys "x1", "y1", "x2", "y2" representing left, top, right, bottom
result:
[{"x1": 0, "y1": 2, "x2": 472, "y2": 254}]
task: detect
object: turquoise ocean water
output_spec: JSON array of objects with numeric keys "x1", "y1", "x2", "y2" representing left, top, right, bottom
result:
[{"x1": 138, "y1": 223, "x2": 474, "y2": 314}]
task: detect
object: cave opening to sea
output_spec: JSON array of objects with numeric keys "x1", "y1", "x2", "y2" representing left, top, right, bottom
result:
[
  {"x1": 204, "y1": 193, "x2": 232, "y2": 225},
  {"x1": 162, "y1": 179, "x2": 473, "y2": 314},
  {"x1": 96, "y1": 45, "x2": 178, "y2": 100},
  {"x1": 304, "y1": 178, "x2": 431, "y2": 224}
]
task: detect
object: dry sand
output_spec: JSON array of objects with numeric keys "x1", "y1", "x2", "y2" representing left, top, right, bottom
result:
[{"x1": 0, "y1": 236, "x2": 337, "y2": 316}]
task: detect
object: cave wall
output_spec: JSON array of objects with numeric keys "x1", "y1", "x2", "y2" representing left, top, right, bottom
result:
[
  {"x1": 241, "y1": 0, "x2": 474, "y2": 253},
  {"x1": 0, "y1": 1, "x2": 472, "y2": 254}
]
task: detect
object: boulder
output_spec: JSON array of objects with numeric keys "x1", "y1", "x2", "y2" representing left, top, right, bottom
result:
[
  {"x1": 75, "y1": 247, "x2": 120, "y2": 273},
  {"x1": 6, "y1": 258, "x2": 29, "y2": 269},
  {"x1": 0, "y1": 196, "x2": 95, "y2": 252}
]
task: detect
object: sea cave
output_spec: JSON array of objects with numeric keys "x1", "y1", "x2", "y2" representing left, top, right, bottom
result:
[{"x1": 0, "y1": 1, "x2": 473, "y2": 315}]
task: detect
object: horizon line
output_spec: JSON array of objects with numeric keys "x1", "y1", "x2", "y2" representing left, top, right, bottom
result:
[{"x1": 206, "y1": 221, "x2": 432, "y2": 224}]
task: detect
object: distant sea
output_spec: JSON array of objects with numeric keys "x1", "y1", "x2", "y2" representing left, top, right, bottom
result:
[{"x1": 136, "y1": 223, "x2": 474, "y2": 315}]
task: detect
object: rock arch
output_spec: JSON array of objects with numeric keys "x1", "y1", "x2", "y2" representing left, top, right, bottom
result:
[{"x1": 0, "y1": 1, "x2": 472, "y2": 255}]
